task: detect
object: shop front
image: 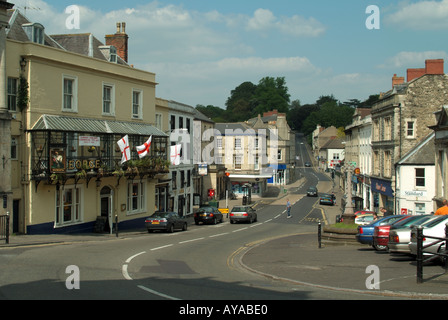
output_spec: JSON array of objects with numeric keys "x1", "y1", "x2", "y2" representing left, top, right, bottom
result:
[{"x1": 370, "y1": 177, "x2": 394, "y2": 214}]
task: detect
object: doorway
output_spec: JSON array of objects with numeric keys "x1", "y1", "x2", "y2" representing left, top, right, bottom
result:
[{"x1": 100, "y1": 186, "x2": 113, "y2": 233}]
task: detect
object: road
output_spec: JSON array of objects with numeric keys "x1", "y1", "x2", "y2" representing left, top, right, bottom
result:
[{"x1": 0, "y1": 135, "x2": 376, "y2": 302}]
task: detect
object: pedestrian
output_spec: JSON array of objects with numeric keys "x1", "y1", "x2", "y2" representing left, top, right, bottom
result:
[
  {"x1": 435, "y1": 199, "x2": 448, "y2": 215},
  {"x1": 380, "y1": 207, "x2": 388, "y2": 217},
  {"x1": 286, "y1": 199, "x2": 292, "y2": 218}
]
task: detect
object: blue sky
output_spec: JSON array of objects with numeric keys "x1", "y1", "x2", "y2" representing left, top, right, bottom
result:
[{"x1": 12, "y1": 0, "x2": 448, "y2": 108}]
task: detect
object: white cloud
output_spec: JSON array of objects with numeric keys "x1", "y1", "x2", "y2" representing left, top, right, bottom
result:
[
  {"x1": 247, "y1": 8, "x2": 325, "y2": 37},
  {"x1": 385, "y1": 0, "x2": 448, "y2": 30},
  {"x1": 378, "y1": 51, "x2": 448, "y2": 69}
]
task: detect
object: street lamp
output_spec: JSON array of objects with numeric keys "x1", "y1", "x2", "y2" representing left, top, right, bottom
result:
[{"x1": 342, "y1": 162, "x2": 355, "y2": 224}]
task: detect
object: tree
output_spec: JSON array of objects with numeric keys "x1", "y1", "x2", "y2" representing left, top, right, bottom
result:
[{"x1": 253, "y1": 77, "x2": 290, "y2": 116}]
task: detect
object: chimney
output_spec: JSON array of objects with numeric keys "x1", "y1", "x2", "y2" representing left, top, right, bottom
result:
[
  {"x1": 392, "y1": 74, "x2": 404, "y2": 88},
  {"x1": 407, "y1": 59, "x2": 444, "y2": 82},
  {"x1": 105, "y1": 22, "x2": 129, "y2": 63},
  {"x1": 425, "y1": 59, "x2": 444, "y2": 75}
]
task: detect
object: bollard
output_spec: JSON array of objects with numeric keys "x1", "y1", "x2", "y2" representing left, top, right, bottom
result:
[
  {"x1": 115, "y1": 215, "x2": 118, "y2": 238},
  {"x1": 318, "y1": 222, "x2": 322, "y2": 249},
  {"x1": 445, "y1": 223, "x2": 448, "y2": 271},
  {"x1": 5, "y1": 214, "x2": 9, "y2": 245},
  {"x1": 416, "y1": 226, "x2": 423, "y2": 284}
]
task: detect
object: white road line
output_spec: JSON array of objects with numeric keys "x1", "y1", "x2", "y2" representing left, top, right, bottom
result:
[
  {"x1": 122, "y1": 264, "x2": 133, "y2": 280},
  {"x1": 209, "y1": 232, "x2": 229, "y2": 238},
  {"x1": 250, "y1": 223, "x2": 263, "y2": 228},
  {"x1": 150, "y1": 244, "x2": 174, "y2": 251},
  {"x1": 232, "y1": 227, "x2": 248, "y2": 233},
  {"x1": 179, "y1": 237, "x2": 205, "y2": 244},
  {"x1": 138, "y1": 285, "x2": 181, "y2": 300},
  {"x1": 265, "y1": 219, "x2": 273, "y2": 223},
  {"x1": 125, "y1": 251, "x2": 146, "y2": 264},
  {"x1": 274, "y1": 214, "x2": 281, "y2": 219}
]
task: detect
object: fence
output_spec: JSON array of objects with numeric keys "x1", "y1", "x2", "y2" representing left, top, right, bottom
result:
[
  {"x1": 0, "y1": 215, "x2": 10, "y2": 244},
  {"x1": 416, "y1": 223, "x2": 448, "y2": 284}
]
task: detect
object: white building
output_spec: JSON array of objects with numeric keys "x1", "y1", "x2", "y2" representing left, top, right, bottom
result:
[{"x1": 395, "y1": 133, "x2": 436, "y2": 215}]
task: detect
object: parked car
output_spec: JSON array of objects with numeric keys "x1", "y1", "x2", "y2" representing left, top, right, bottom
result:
[
  {"x1": 409, "y1": 215, "x2": 448, "y2": 263},
  {"x1": 304, "y1": 161, "x2": 312, "y2": 167},
  {"x1": 145, "y1": 211, "x2": 188, "y2": 233},
  {"x1": 354, "y1": 210, "x2": 376, "y2": 217},
  {"x1": 355, "y1": 214, "x2": 375, "y2": 225},
  {"x1": 356, "y1": 215, "x2": 407, "y2": 248},
  {"x1": 319, "y1": 193, "x2": 334, "y2": 206},
  {"x1": 388, "y1": 215, "x2": 438, "y2": 254},
  {"x1": 230, "y1": 205, "x2": 258, "y2": 224},
  {"x1": 194, "y1": 206, "x2": 224, "y2": 225},
  {"x1": 373, "y1": 216, "x2": 414, "y2": 251},
  {"x1": 306, "y1": 186, "x2": 318, "y2": 197}
]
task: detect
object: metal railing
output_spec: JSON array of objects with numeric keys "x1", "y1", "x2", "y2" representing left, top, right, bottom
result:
[
  {"x1": 0, "y1": 215, "x2": 10, "y2": 244},
  {"x1": 416, "y1": 223, "x2": 448, "y2": 284}
]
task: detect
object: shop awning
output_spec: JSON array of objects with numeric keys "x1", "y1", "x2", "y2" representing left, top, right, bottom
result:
[{"x1": 29, "y1": 114, "x2": 168, "y2": 137}]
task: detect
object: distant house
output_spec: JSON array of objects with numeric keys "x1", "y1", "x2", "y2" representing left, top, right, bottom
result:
[{"x1": 318, "y1": 136, "x2": 345, "y2": 171}]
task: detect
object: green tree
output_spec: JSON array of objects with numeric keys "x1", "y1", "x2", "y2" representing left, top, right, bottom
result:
[{"x1": 253, "y1": 77, "x2": 290, "y2": 116}]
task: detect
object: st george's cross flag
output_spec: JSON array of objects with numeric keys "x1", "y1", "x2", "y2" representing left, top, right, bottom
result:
[
  {"x1": 136, "y1": 136, "x2": 152, "y2": 159},
  {"x1": 170, "y1": 144, "x2": 182, "y2": 165},
  {"x1": 117, "y1": 135, "x2": 131, "y2": 164}
]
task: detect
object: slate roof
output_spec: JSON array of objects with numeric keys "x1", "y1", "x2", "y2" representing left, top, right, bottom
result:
[{"x1": 397, "y1": 133, "x2": 435, "y2": 165}]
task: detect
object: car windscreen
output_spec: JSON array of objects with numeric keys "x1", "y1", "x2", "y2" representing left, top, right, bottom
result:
[
  {"x1": 151, "y1": 212, "x2": 170, "y2": 218},
  {"x1": 422, "y1": 215, "x2": 448, "y2": 228},
  {"x1": 232, "y1": 207, "x2": 249, "y2": 212},
  {"x1": 198, "y1": 207, "x2": 213, "y2": 212}
]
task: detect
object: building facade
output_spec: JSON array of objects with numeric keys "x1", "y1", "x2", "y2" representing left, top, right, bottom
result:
[
  {"x1": 371, "y1": 59, "x2": 448, "y2": 214},
  {"x1": 6, "y1": 10, "x2": 169, "y2": 234}
]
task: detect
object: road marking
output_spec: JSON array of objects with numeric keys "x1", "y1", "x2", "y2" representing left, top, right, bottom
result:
[
  {"x1": 138, "y1": 285, "x2": 181, "y2": 300},
  {"x1": 122, "y1": 264, "x2": 133, "y2": 280},
  {"x1": 209, "y1": 232, "x2": 229, "y2": 238},
  {"x1": 179, "y1": 237, "x2": 204, "y2": 244},
  {"x1": 265, "y1": 219, "x2": 273, "y2": 223},
  {"x1": 125, "y1": 251, "x2": 146, "y2": 264},
  {"x1": 232, "y1": 227, "x2": 248, "y2": 233},
  {"x1": 150, "y1": 244, "x2": 173, "y2": 251}
]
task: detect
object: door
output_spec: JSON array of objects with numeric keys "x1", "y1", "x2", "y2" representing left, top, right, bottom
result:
[{"x1": 100, "y1": 187, "x2": 113, "y2": 233}]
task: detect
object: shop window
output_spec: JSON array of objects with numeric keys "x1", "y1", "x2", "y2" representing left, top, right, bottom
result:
[
  {"x1": 127, "y1": 181, "x2": 145, "y2": 214},
  {"x1": 55, "y1": 186, "x2": 82, "y2": 226}
]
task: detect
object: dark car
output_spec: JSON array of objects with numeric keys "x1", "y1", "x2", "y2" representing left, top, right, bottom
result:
[
  {"x1": 194, "y1": 206, "x2": 224, "y2": 225},
  {"x1": 145, "y1": 211, "x2": 188, "y2": 233},
  {"x1": 319, "y1": 193, "x2": 334, "y2": 205},
  {"x1": 356, "y1": 215, "x2": 407, "y2": 249},
  {"x1": 306, "y1": 186, "x2": 318, "y2": 197},
  {"x1": 230, "y1": 205, "x2": 257, "y2": 224}
]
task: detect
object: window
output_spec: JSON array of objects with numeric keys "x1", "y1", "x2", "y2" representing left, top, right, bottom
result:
[
  {"x1": 406, "y1": 121, "x2": 415, "y2": 139},
  {"x1": 373, "y1": 151, "x2": 379, "y2": 175},
  {"x1": 384, "y1": 117, "x2": 391, "y2": 140},
  {"x1": 373, "y1": 120, "x2": 379, "y2": 141},
  {"x1": 171, "y1": 115, "x2": 176, "y2": 132},
  {"x1": 56, "y1": 186, "x2": 82, "y2": 226},
  {"x1": 103, "y1": 83, "x2": 115, "y2": 115},
  {"x1": 234, "y1": 155, "x2": 242, "y2": 170},
  {"x1": 7, "y1": 78, "x2": 17, "y2": 112},
  {"x1": 415, "y1": 168, "x2": 425, "y2": 187},
  {"x1": 155, "y1": 114, "x2": 162, "y2": 130},
  {"x1": 11, "y1": 137, "x2": 17, "y2": 160},
  {"x1": 415, "y1": 203, "x2": 425, "y2": 215},
  {"x1": 171, "y1": 171, "x2": 177, "y2": 190},
  {"x1": 109, "y1": 46, "x2": 117, "y2": 63},
  {"x1": 384, "y1": 151, "x2": 391, "y2": 177},
  {"x1": 254, "y1": 156, "x2": 259, "y2": 170},
  {"x1": 234, "y1": 138, "x2": 241, "y2": 150},
  {"x1": 277, "y1": 149, "x2": 282, "y2": 161},
  {"x1": 22, "y1": 23, "x2": 45, "y2": 45},
  {"x1": 62, "y1": 76, "x2": 77, "y2": 112},
  {"x1": 132, "y1": 90, "x2": 142, "y2": 119},
  {"x1": 216, "y1": 138, "x2": 222, "y2": 149},
  {"x1": 127, "y1": 181, "x2": 145, "y2": 214}
]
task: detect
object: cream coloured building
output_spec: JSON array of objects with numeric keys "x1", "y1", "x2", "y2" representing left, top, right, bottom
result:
[{"x1": 6, "y1": 10, "x2": 168, "y2": 234}]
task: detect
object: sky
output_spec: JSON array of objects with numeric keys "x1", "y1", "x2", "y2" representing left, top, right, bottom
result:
[{"x1": 10, "y1": 0, "x2": 448, "y2": 108}]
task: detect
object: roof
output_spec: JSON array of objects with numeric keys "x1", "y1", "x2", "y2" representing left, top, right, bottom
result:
[
  {"x1": 320, "y1": 137, "x2": 344, "y2": 149},
  {"x1": 7, "y1": 9, "x2": 127, "y2": 65},
  {"x1": 29, "y1": 114, "x2": 168, "y2": 137},
  {"x1": 397, "y1": 133, "x2": 435, "y2": 166}
]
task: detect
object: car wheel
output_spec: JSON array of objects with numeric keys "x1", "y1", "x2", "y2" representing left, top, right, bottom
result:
[
  {"x1": 438, "y1": 245, "x2": 447, "y2": 265},
  {"x1": 212, "y1": 218, "x2": 217, "y2": 225},
  {"x1": 167, "y1": 224, "x2": 174, "y2": 233},
  {"x1": 182, "y1": 223, "x2": 188, "y2": 232},
  {"x1": 147, "y1": 229, "x2": 153, "y2": 233},
  {"x1": 373, "y1": 243, "x2": 387, "y2": 251}
]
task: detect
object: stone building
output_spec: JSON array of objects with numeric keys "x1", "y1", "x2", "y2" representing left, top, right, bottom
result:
[{"x1": 371, "y1": 59, "x2": 448, "y2": 214}]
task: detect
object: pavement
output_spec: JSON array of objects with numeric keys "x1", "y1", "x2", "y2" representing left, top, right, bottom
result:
[{"x1": 1, "y1": 172, "x2": 448, "y2": 299}]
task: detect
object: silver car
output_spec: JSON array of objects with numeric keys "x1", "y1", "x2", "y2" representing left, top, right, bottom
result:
[
  {"x1": 230, "y1": 205, "x2": 258, "y2": 224},
  {"x1": 388, "y1": 215, "x2": 437, "y2": 254},
  {"x1": 409, "y1": 215, "x2": 448, "y2": 261}
]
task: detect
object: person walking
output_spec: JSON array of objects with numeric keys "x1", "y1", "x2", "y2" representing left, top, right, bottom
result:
[
  {"x1": 435, "y1": 199, "x2": 448, "y2": 215},
  {"x1": 286, "y1": 199, "x2": 292, "y2": 218}
]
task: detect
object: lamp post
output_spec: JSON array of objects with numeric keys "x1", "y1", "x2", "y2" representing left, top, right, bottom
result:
[{"x1": 342, "y1": 163, "x2": 355, "y2": 224}]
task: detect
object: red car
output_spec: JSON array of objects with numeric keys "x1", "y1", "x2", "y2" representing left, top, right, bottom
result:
[{"x1": 372, "y1": 216, "x2": 412, "y2": 251}]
